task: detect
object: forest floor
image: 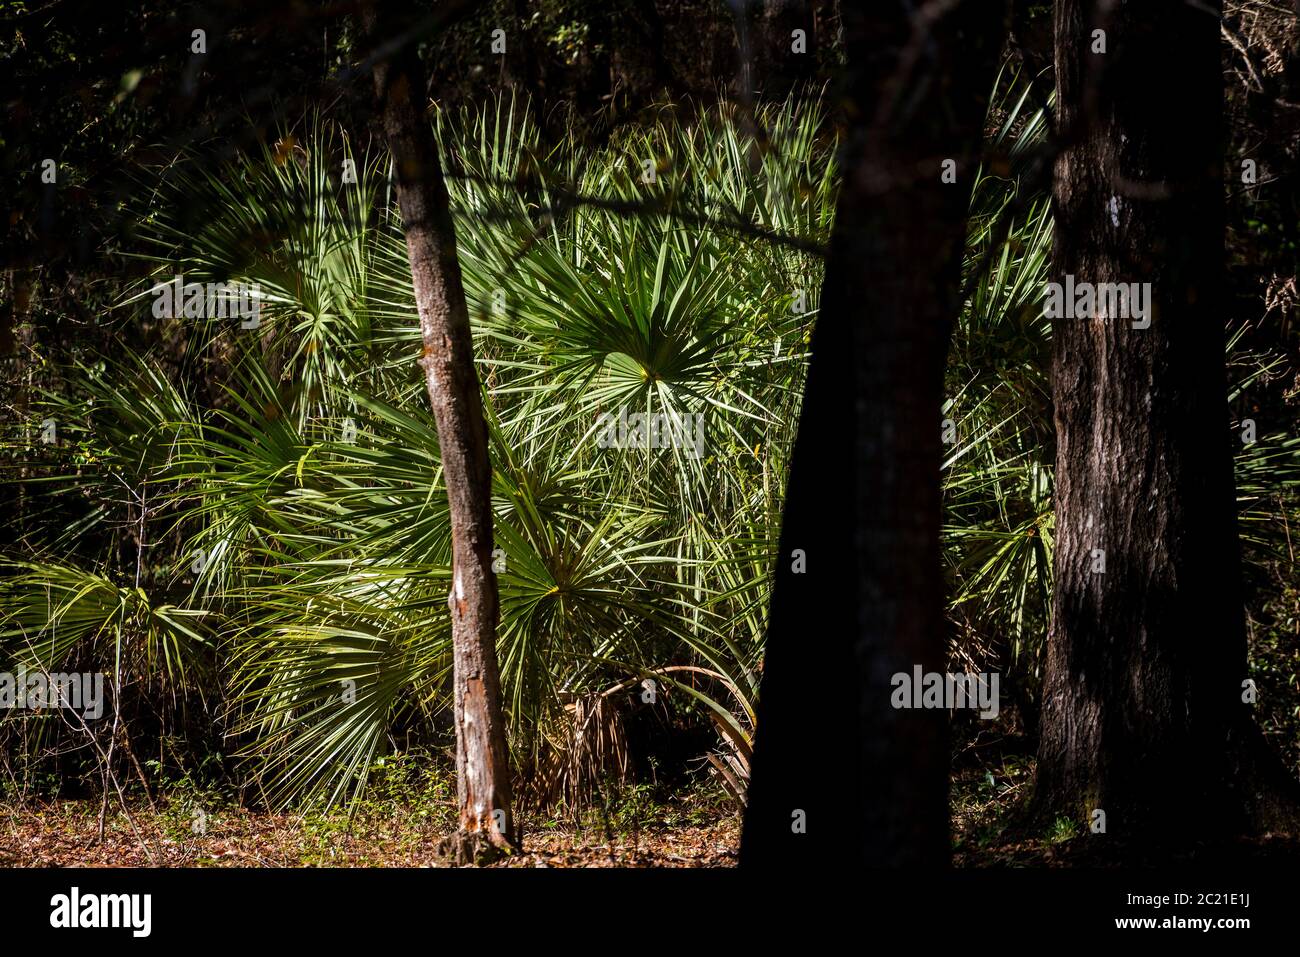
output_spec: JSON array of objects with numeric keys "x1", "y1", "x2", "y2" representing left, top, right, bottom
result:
[
  {"x1": 0, "y1": 796, "x2": 741, "y2": 867},
  {"x1": 950, "y1": 749, "x2": 1300, "y2": 867},
  {"x1": 7, "y1": 749, "x2": 1300, "y2": 867}
]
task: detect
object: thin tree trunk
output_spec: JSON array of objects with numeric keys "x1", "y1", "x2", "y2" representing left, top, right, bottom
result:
[
  {"x1": 361, "y1": 0, "x2": 516, "y2": 862},
  {"x1": 1036, "y1": 0, "x2": 1300, "y2": 845},
  {"x1": 741, "y1": 3, "x2": 1005, "y2": 867}
]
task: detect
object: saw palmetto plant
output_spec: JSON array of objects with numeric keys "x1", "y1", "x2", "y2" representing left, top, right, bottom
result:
[
  {"x1": 3, "y1": 80, "x2": 1297, "y2": 814},
  {"x1": 1, "y1": 94, "x2": 826, "y2": 810}
]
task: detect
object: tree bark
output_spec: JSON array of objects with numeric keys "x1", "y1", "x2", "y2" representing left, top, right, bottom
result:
[
  {"x1": 1036, "y1": 0, "x2": 1300, "y2": 845},
  {"x1": 741, "y1": 3, "x2": 1005, "y2": 867},
  {"x1": 361, "y1": 0, "x2": 516, "y2": 861}
]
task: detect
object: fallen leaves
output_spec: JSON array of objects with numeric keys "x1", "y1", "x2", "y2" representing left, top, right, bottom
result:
[{"x1": 0, "y1": 800, "x2": 740, "y2": 869}]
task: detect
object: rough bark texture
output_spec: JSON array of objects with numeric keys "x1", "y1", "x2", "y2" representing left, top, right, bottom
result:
[
  {"x1": 1036, "y1": 0, "x2": 1300, "y2": 842},
  {"x1": 740, "y1": 3, "x2": 1005, "y2": 867},
  {"x1": 362, "y1": 1, "x2": 516, "y2": 861}
]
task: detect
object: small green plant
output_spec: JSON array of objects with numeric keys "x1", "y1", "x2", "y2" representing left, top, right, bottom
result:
[
  {"x1": 1047, "y1": 815, "x2": 1081, "y2": 844},
  {"x1": 608, "y1": 782, "x2": 657, "y2": 836}
]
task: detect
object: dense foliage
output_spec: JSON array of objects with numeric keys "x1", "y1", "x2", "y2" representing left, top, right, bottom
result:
[{"x1": 4, "y1": 73, "x2": 1298, "y2": 814}]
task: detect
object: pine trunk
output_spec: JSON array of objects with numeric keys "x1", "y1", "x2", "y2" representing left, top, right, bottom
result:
[
  {"x1": 741, "y1": 3, "x2": 1005, "y2": 867},
  {"x1": 1036, "y1": 0, "x2": 1300, "y2": 842}
]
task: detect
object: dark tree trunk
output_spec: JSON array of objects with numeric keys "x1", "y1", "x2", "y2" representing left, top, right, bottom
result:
[
  {"x1": 741, "y1": 4, "x2": 1005, "y2": 867},
  {"x1": 1036, "y1": 0, "x2": 1300, "y2": 844},
  {"x1": 361, "y1": 1, "x2": 516, "y2": 862}
]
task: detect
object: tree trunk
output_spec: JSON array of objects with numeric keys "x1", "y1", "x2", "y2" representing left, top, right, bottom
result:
[
  {"x1": 361, "y1": 1, "x2": 516, "y2": 862},
  {"x1": 1036, "y1": 0, "x2": 1300, "y2": 845},
  {"x1": 740, "y1": 3, "x2": 1005, "y2": 867}
]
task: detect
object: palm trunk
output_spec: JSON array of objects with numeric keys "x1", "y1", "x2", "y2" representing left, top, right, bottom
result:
[{"x1": 362, "y1": 0, "x2": 516, "y2": 861}]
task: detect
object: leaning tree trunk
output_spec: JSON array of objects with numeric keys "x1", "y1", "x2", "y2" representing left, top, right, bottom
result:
[
  {"x1": 740, "y1": 3, "x2": 1005, "y2": 867},
  {"x1": 362, "y1": 1, "x2": 516, "y2": 862},
  {"x1": 1036, "y1": 0, "x2": 1300, "y2": 845}
]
